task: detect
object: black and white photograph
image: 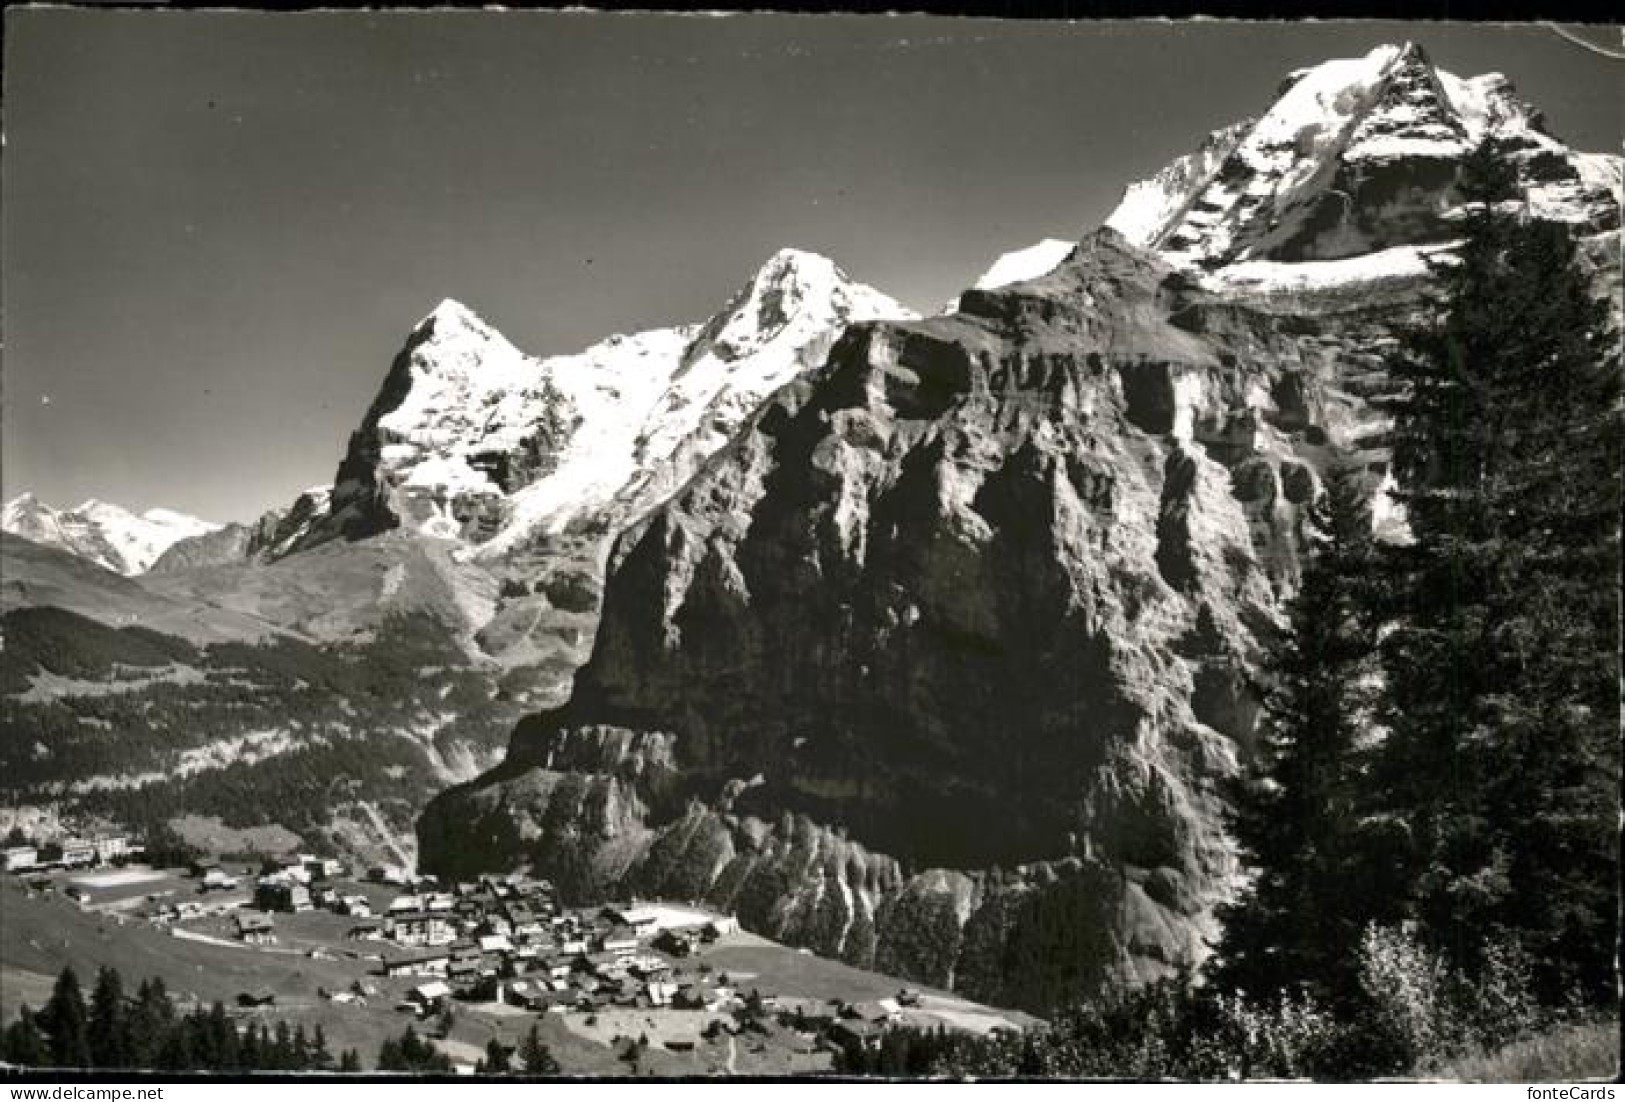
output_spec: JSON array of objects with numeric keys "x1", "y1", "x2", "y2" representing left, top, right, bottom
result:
[{"x1": 0, "y1": 8, "x2": 1619, "y2": 1084}]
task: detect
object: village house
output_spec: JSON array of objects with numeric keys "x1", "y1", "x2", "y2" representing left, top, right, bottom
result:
[
  {"x1": 270, "y1": 857, "x2": 313, "y2": 885},
  {"x1": 347, "y1": 918, "x2": 385, "y2": 941},
  {"x1": 531, "y1": 954, "x2": 574, "y2": 981},
  {"x1": 598, "y1": 926, "x2": 639, "y2": 957},
  {"x1": 389, "y1": 910, "x2": 457, "y2": 947},
  {"x1": 92, "y1": 835, "x2": 131, "y2": 864},
  {"x1": 380, "y1": 949, "x2": 451, "y2": 979},
  {"x1": 58, "y1": 841, "x2": 96, "y2": 868},
  {"x1": 367, "y1": 865, "x2": 411, "y2": 886},
  {"x1": 477, "y1": 933, "x2": 514, "y2": 956},
  {"x1": 335, "y1": 894, "x2": 372, "y2": 918},
  {"x1": 199, "y1": 866, "x2": 239, "y2": 892},
  {"x1": 3, "y1": 846, "x2": 38, "y2": 872},
  {"x1": 503, "y1": 903, "x2": 544, "y2": 938},
  {"x1": 387, "y1": 894, "x2": 424, "y2": 914},
  {"x1": 628, "y1": 957, "x2": 672, "y2": 982},
  {"x1": 408, "y1": 981, "x2": 451, "y2": 1015},
  {"x1": 598, "y1": 905, "x2": 660, "y2": 937},
  {"x1": 235, "y1": 912, "x2": 277, "y2": 945},
  {"x1": 446, "y1": 958, "x2": 481, "y2": 993},
  {"x1": 677, "y1": 978, "x2": 736, "y2": 1012},
  {"x1": 303, "y1": 855, "x2": 345, "y2": 880},
  {"x1": 652, "y1": 928, "x2": 696, "y2": 957},
  {"x1": 254, "y1": 878, "x2": 313, "y2": 913}
]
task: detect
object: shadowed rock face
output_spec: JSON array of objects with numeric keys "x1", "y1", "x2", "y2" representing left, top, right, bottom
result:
[{"x1": 419, "y1": 230, "x2": 1419, "y2": 1012}]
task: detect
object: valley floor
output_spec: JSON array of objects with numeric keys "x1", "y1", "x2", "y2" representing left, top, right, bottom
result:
[{"x1": 0, "y1": 867, "x2": 1031, "y2": 1076}]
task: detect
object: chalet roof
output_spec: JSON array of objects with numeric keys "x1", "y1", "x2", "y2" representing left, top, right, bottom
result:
[
  {"x1": 381, "y1": 948, "x2": 452, "y2": 966},
  {"x1": 391, "y1": 910, "x2": 449, "y2": 924}
]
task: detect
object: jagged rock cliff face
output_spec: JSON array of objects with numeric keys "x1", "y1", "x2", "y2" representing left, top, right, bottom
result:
[
  {"x1": 419, "y1": 44, "x2": 1621, "y2": 1014},
  {"x1": 420, "y1": 229, "x2": 1416, "y2": 1011}
]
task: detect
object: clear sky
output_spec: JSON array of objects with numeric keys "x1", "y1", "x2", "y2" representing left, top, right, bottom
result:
[{"x1": 4, "y1": 12, "x2": 1620, "y2": 524}]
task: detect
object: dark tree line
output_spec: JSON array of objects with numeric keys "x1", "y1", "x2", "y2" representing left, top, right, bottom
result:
[
  {"x1": 1208, "y1": 139, "x2": 1619, "y2": 1044},
  {"x1": 3, "y1": 965, "x2": 362, "y2": 1072},
  {"x1": 374, "y1": 1026, "x2": 453, "y2": 1074}
]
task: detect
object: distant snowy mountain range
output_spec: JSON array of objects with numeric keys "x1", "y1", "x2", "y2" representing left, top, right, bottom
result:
[{"x1": 1, "y1": 493, "x2": 219, "y2": 575}]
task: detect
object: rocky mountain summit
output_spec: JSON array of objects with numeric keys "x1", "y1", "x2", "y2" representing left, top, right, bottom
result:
[
  {"x1": 149, "y1": 487, "x2": 333, "y2": 574},
  {"x1": 1105, "y1": 42, "x2": 1619, "y2": 269},
  {"x1": 417, "y1": 44, "x2": 1621, "y2": 1014}
]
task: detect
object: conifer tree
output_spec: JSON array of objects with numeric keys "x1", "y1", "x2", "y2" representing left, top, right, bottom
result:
[
  {"x1": 311, "y1": 1024, "x2": 334, "y2": 1071},
  {"x1": 293, "y1": 1022, "x2": 311, "y2": 1070},
  {"x1": 518, "y1": 1023, "x2": 558, "y2": 1074},
  {"x1": 239, "y1": 1022, "x2": 263, "y2": 1071},
  {"x1": 3, "y1": 1006, "x2": 48, "y2": 1067},
  {"x1": 477, "y1": 1038, "x2": 512, "y2": 1074},
  {"x1": 88, "y1": 965, "x2": 129, "y2": 1068},
  {"x1": 1376, "y1": 138, "x2": 1620, "y2": 1002},
  {"x1": 40, "y1": 967, "x2": 90, "y2": 1068},
  {"x1": 1210, "y1": 464, "x2": 1388, "y2": 1004}
]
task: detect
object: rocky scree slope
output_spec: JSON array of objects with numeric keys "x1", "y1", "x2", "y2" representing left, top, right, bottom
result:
[{"x1": 418, "y1": 44, "x2": 1621, "y2": 1015}]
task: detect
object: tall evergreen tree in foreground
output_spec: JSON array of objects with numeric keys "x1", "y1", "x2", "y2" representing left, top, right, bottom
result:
[
  {"x1": 39, "y1": 967, "x2": 90, "y2": 1069},
  {"x1": 1375, "y1": 139, "x2": 1620, "y2": 1004},
  {"x1": 1210, "y1": 463, "x2": 1387, "y2": 1004}
]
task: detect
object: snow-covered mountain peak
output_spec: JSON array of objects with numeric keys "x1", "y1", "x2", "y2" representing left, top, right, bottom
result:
[
  {"x1": 477, "y1": 250, "x2": 915, "y2": 556},
  {"x1": 694, "y1": 246, "x2": 912, "y2": 365},
  {"x1": 1105, "y1": 42, "x2": 1621, "y2": 274},
  {"x1": 2, "y1": 494, "x2": 218, "y2": 575},
  {"x1": 297, "y1": 250, "x2": 916, "y2": 561},
  {"x1": 415, "y1": 297, "x2": 494, "y2": 340}
]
